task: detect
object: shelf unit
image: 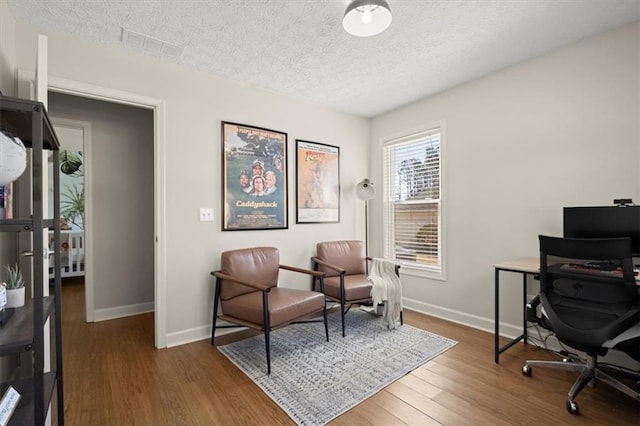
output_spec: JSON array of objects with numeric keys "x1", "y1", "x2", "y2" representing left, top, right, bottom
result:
[{"x1": 0, "y1": 95, "x2": 64, "y2": 425}]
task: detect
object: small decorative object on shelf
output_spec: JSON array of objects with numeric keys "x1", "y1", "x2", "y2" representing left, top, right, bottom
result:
[
  {"x1": 0, "y1": 385, "x2": 22, "y2": 425},
  {"x1": 0, "y1": 282, "x2": 6, "y2": 308},
  {"x1": 0, "y1": 281, "x2": 11, "y2": 326},
  {"x1": 3, "y1": 263, "x2": 25, "y2": 309},
  {"x1": 0, "y1": 128, "x2": 27, "y2": 186}
]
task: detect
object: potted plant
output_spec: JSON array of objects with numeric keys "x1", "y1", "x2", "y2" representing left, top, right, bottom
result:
[
  {"x1": 59, "y1": 149, "x2": 84, "y2": 228},
  {"x1": 3, "y1": 263, "x2": 25, "y2": 308}
]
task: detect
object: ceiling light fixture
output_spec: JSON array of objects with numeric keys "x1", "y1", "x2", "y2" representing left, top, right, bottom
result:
[{"x1": 343, "y1": 0, "x2": 392, "y2": 37}]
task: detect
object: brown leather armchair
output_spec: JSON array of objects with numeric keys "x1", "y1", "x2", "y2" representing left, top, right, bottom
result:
[
  {"x1": 211, "y1": 247, "x2": 329, "y2": 374},
  {"x1": 312, "y1": 240, "x2": 402, "y2": 337}
]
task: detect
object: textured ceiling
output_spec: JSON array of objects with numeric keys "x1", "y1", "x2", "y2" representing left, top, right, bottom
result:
[{"x1": 7, "y1": 0, "x2": 640, "y2": 118}]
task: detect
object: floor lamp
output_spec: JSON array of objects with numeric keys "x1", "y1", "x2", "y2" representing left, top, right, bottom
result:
[{"x1": 356, "y1": 178, "x2": 375, "y2": 258}]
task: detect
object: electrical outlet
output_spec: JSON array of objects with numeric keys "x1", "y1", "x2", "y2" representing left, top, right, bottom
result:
[{"x1": 199, "y1": 207, "x2": 214, "y2": 222}]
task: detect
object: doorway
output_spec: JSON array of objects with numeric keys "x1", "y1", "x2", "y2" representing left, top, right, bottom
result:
[
  {"x1": 48, "y1": 91, "x2": 155, "y2": 330},
  {"x1": 18, "y1": 71, "x2": 169, "y2": 348},
  {"x1": 49, "y1": 118, "x2": 92, "y2": 319},
  {"x1": 18, "y1": 70, "x2": 167, "y2": 348}
]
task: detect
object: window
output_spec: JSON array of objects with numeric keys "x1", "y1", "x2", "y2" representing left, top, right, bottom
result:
[{"x1": 382, "y1": 127, "x2": 442, "y2": 276}]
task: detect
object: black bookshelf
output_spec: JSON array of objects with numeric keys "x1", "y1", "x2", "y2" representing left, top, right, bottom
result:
[{"x1": 0, "y1": 95, "x2": 64, "y2": 425}]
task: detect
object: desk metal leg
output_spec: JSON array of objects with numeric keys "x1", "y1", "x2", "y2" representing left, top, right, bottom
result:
[
  {"x1": 522, "y1": 273, "x2": 527, "y2": 345},
  {"x1": 494, "y1": 268, "x2": 500, "y2": 363},
  {"x1": 494, "y1": 267, "x2": 527, "y2": 363}
]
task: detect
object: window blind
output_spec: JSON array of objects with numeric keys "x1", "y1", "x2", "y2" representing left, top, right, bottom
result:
[{"x1": 383, "y1": 129, "x2": 442, "y2": 273}]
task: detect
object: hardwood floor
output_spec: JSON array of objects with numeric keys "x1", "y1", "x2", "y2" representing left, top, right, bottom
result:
[{"x1": 59, "y1": 280, "x2": 639, "y2": 425}]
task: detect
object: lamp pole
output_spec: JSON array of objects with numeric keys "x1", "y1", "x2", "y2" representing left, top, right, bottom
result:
[
  {"x1": 364, "y1": 199, "x2": 369, "y2": 258},
  {"x1": 356, "y1": 178, "x2": 375, "y2": 262}
]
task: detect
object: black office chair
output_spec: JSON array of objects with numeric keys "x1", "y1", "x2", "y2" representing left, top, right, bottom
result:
[{"x1": 522, "y1": 235, "x2": 640, "y2": 414}]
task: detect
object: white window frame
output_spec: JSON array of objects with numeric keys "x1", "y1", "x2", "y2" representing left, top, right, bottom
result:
[{"x1": 381, "y1": 124, "x2": 445, "y2": 280}]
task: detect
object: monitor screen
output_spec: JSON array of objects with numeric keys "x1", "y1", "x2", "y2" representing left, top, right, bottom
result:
[{"x1": 563, "y1": 205, "x2": 640, "y2": 257}]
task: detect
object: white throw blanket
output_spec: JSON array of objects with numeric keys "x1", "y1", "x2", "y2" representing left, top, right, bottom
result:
[{"x1": 368, "y1": 258, "x2": 403, "y2": 329}]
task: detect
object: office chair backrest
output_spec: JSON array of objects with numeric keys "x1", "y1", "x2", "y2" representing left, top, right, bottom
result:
[
  {"x1": 219, "y1": 247, "x2": 279, "y2": 300},
  {"x1": 538, "y1": 235, "x2": 639, "y2": 351},
  {"x1": 539, "y1": 236, "x2": 638, "y2": 295},
  {"x1": 316, "y1": 240, "x2": 366, "y2": 277}
]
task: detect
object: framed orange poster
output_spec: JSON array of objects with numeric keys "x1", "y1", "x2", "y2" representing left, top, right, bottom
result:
[{"x1": 296, "y1": 140, "x2": 340, "y2": 223}]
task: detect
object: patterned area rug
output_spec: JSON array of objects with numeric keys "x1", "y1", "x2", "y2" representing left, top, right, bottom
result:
[{"x1": 218, "y1": 309, "x2": 457, "y2": 425}]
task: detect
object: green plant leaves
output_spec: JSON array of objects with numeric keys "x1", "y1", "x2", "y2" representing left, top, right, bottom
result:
[{"x1": 60, "y1": 150, "x2": 83, "y2": 176}]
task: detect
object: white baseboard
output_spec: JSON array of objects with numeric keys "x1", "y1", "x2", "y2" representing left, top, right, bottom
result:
[
  {"x1": 93, "y1": 302, "x2": 154, "y2": 322},
  {"x1": 162, "y1": 298, "x2": 640, "y2": 373},
  {"x1": 403, "y1": 299, "x2": 639, "y2": 371},
  {"x1": 165, "y1": 321, "x2": 244, "y2": 348},
  {"x1": 402, "y1": 296, "x2": 524, "y2": 339},
  {"x1": 166, "y1": 325, "x2": 211, "y2": 348},
  {"x1": 163, "y1": 299, "x2": 524, "y2": 349}
]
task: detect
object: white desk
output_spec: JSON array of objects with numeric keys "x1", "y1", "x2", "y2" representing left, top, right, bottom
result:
[{"x1": 493, "y1": 257, "x2": 539, "y2": 364}]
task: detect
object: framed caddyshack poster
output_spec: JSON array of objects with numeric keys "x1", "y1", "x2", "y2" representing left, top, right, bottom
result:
[{"x1": 222, "y1": 121, "x2": 288, "y2": 230}]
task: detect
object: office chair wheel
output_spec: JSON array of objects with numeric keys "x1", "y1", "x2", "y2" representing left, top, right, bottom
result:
[
  {"x1": 566, "y1": 399, "x2": 579, "y2": 415},
  {"x1": 522, "y1": 365, "x2": 532, "y2": 376}
]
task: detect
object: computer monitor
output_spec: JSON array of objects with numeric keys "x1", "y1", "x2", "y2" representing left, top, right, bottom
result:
[{"x1": 563, "y1": 205, "x2": 640, "y2": 257}]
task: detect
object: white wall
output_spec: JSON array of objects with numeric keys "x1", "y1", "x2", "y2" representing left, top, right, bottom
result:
[
  {"x1": 7, "y1": 14, "x2": 638, "y2": 345},
  {"x1": 13, "y1": 23, "x2": 370, "y2": 343},
  {"x1": 0, "y1": 0, "x2": 15, "y2": 96},
  {"x1": 371, "y1": 23, "x2": 640, "y2": 336}
]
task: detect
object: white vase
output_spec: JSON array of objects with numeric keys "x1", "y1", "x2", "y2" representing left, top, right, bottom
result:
[{"x1": 6, "y1": 287, "x2": 25, "y2": 308}]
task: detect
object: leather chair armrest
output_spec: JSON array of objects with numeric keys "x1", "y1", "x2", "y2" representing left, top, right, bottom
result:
[
  {"x1": 280, "y1": 264, "x2": 326, "y2": 293},
  {"x1": 211, "y1": 270, "x2": 272, "y2": 292},
  {"x1": 280, "y1": 264, "x2": 325, "y2": 277},
  {"x1": 311, "y1": 257, "x2": 345, "y2": 274}
]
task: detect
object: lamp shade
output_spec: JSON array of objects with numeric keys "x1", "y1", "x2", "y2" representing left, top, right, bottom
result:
[
  {"x1": 343, "y1": 0, "x2": 392, "y2": 37},
  {"x1": 356, "y1": 178, "x2": 375, "y2": 201}
]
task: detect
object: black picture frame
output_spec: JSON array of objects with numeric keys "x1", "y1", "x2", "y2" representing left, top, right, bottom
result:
[
  {"x1": 222, "y1": 121, "x2": 288, "y2": 230},
  {"x1": 296, "y1": 140, "x2": 340, "y2": 224}
]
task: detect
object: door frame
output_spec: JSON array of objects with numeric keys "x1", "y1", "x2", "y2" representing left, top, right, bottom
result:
[
  {"x1": 19, "y1": 71, "x2": 168, "y2": 348},
  {"x1": 50, "y1": 118, "x2": 93, "y2": 321}
]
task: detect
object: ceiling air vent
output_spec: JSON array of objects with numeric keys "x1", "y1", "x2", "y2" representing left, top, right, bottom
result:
[{"x1": 121, "y1": 28, "x2": 184, "y2": 59}]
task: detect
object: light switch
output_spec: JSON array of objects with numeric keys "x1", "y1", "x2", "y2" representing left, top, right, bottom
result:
[{"x1": 199, "y1": 207, "x2": 214, "y2": 222}]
